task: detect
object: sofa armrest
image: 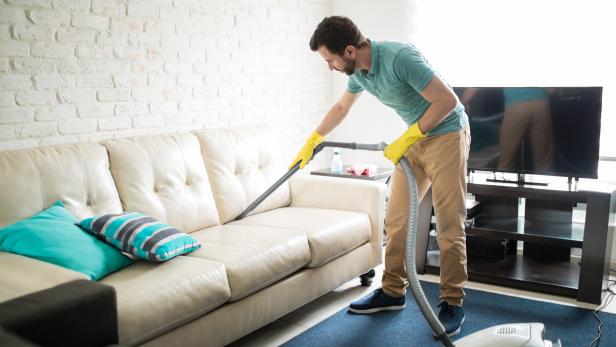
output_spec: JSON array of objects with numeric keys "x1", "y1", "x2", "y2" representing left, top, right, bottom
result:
[
  {"x1": 289, "y1": 174, "x2": 387, "y2": 267},
  {"x1": 0, "y1": 328, "x2": 38, "y2": 347},
  {"x1": 0, "y1": 252, "x2": 88, "y2": 303},
  {"x1": 0, "y1": 280, "x2": 118, "y2": 347}
]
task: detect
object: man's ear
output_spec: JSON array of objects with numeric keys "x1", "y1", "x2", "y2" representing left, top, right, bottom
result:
[{"x1": 345, "y1": 45, "x2": 355, "y2": 58}]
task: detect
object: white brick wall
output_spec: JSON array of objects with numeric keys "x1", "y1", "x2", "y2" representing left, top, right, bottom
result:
[{"x1": 0, "y1": 0, "x2": 333, "y2": 168}]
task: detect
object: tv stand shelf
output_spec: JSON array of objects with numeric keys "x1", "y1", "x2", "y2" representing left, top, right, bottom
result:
[
  {"x1": 425, "y1": 252, "x2": 580, "y2": 297},
  {"x1": 420, "y1": 174, "x2": 615, "y2": 304},
  {"x1": 470, "y1": 215, "x2": 584, "y2": 248}
]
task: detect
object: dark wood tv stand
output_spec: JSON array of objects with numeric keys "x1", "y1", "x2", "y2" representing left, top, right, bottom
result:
[{"x1": 420, "y1": 173, "x2": 615, "y2": 304}]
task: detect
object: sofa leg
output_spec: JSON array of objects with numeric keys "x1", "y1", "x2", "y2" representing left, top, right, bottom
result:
[{"x1": 359, "y1": 269, "x2": 376, "y2": 286}]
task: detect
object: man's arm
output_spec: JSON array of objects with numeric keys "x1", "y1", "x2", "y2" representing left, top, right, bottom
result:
[
  {"x1": 416, "y1": 74, "x2": 458, "y2": 134},
  {"x1": 316, "y1": 90, "x2": 362, "y2": 136},
  {"x1": 288, "y1": 90, "x2": 361, "y2": 169}
]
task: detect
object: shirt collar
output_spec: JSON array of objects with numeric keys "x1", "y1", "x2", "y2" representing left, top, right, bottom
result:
[
  {"x1": 367, "y1": 39, "x2": 379, "y2": 76},
  {"x1": 352, "y1": 39, "x2": 379, "y2": 77}
]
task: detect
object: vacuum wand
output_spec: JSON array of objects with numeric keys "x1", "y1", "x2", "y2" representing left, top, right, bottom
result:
[{"x1": 234, "y1": 141, "x2": 387, "y2": 221}]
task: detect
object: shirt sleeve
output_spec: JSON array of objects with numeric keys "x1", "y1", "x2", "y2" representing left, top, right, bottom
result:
[
  {"x1": 392, "y1": 46, "x2": 435, "y2": 92},
  {"x1": 347, "y1": 75, "x2": 364, "y2": 94}
]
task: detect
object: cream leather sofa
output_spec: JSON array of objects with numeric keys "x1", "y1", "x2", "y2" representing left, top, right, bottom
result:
[{"x1": 0, "y1": 126, "x2": 386, "y2": 346}]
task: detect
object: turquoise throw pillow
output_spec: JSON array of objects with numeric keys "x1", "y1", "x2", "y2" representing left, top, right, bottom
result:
[
  {"x1": 79, "y1": 212, "x2": 201, "y2": 262},
  {"x1": 0, "y1": 201, "x2": 133, "y2": 280}
]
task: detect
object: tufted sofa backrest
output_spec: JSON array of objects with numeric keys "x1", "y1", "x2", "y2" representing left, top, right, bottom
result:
[
  {"x1": 0, "y1": 126, "x2": 288, "y2": 230},
  {"x1": 0, "y1": 143, "x2": 123, "y2": 227},
  {"x1": 193, "y1": 126, "x2": 291, "y2": 224},
  {"x1": 103, "y1": 133, "x2": 221, "y2": 233}
]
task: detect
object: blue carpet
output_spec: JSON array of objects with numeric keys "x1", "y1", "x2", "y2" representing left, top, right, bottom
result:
[{"x1": 282, "y1": 281, "x2": 616, "y2": 347}]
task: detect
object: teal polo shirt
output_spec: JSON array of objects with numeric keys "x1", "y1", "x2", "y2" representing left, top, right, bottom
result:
[{"x1": 347, "y1": 40, "x2": 468, "y2": 136}]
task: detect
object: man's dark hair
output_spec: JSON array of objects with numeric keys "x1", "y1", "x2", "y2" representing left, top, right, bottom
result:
[{"x1": 309, "y1": 16, "x2": 367, "y2": 55}]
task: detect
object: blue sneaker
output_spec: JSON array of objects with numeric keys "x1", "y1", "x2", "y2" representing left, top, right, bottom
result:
[
  {"x1": 436, "y1": 302, "x2": 465, "y2": 337},
  {"x1": 348, "y1": 288, "x2": 406, "y2": 314}
]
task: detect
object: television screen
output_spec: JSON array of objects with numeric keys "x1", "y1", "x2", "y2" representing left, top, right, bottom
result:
[{"x1": 453, "y1": 87, "x2": 603, "y2": 178}]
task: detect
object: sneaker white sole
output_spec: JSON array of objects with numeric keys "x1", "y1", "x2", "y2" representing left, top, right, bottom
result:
[
  {"x1": 433, "y1": 316, "x2": 465, "y2": 338},
  {"x1": 348, "y1": 304, "x2": 406, "y2": 314}
]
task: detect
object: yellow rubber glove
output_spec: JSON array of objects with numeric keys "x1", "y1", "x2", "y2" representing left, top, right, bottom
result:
[
  {"x1": 383, "y1": 123, "x2": 426, "y2": 164},
  {"x1": 289, "y1": 131, "x2": 324, "y2": 170}
]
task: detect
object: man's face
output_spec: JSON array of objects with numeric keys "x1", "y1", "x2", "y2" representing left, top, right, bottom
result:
[{"x1": 317, "y1": 46, "x2": 356, "y2": 76}]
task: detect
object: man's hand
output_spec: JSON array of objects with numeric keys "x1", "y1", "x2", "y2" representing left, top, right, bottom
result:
[
  {"x1": 383, "y1": 123, "x2": 426, "y2": 164},
  {"x1": 289, "y1": 131, "x2": 324, "y2": 170}
]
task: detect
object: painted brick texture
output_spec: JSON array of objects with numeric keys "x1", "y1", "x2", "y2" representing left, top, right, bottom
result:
[{"x1": 0, "y1": 0, "x2": 332, "y2": 168}]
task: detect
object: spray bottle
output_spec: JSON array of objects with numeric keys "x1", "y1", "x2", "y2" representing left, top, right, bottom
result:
[{"x1": 330, "y1": 148, "x2": 343, "y2": 173}]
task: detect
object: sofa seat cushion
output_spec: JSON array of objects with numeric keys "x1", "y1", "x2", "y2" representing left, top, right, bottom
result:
[
  {"x1": 187, "y1": 224, "x2": 310, "y2": 301},
  {"x1": 101, "y1": 256, "x2": 230, "y2": 346},
  {"x1": 231, "y1": 207, "x2": 371, "y2": 268}
]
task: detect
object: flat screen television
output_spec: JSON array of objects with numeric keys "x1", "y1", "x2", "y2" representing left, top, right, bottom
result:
[{"x1": 453, "y1": 86, "x2": 603, "y2": 180}]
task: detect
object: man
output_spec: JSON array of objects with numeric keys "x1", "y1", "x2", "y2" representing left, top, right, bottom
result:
[{"x1": 289, "y1": 16, "x2": 470, "y2": 337}]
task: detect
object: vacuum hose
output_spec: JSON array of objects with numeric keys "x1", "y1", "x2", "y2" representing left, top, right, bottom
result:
[{"x1": 400, "y1": 157, "x2": 455, "y2": 347}]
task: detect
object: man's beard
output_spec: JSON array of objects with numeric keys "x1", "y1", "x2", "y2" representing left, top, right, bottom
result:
[{"x1": 341, "y1": 55, "x2": 356, "y2": 76}]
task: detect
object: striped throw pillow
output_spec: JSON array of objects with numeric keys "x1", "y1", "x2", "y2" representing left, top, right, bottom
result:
[{"x1": 79, "y1": 212, "x2": 201, "y2": 262}]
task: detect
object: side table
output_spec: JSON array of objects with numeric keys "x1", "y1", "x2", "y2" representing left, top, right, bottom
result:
[{"x1": 310, "y1": 166, "x2": 393, "y2": 182}]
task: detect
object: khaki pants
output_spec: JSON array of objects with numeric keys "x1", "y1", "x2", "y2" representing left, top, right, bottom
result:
[{"x1": 382, "y1": 128, "x2": 471, "y2": 306}]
